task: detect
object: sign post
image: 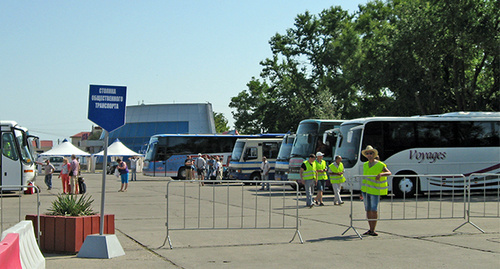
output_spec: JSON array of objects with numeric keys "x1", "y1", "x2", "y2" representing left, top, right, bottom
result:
[{"x1": 78, "y1": 84, "x2": 127, "y2": 259}]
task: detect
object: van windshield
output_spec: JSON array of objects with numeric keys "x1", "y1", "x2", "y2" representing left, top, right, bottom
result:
[{"x1": 231, "y1": 141, "x2": 245, "y2": 161}]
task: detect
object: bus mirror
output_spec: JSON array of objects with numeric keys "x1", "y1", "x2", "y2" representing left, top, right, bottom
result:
[{"x1": 28, "y1": 135, "x2": 40, "y2": 148}]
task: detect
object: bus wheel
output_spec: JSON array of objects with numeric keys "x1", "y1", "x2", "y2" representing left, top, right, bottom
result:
[
  {"x1": 250, "y1": 172, "x2": 261, "y2": 186},
  {"x1": 393, "y1": 172, "x2": 418, "y2": 198},
  {"x1": 177, "y1": 167, "x2": 187, "y2": 180}
]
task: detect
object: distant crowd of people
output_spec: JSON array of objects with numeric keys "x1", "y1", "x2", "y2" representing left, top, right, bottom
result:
[
  {"x1": 184, "y1": 154, "x2": 224, "y2": 184},
  {"x1": 36, "y1": 155, "x2": 141, "y2": 195},
  {"x1": 38, "y1": 154, "x2": 82, "y2": 194}
]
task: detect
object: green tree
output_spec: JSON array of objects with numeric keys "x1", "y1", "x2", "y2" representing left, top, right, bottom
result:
[
  {"x1": 230, "y1": 0, "x2": 499, "y2": 132},
  {"x1": 213, "y1": 112, "x2": 230, "y2": 133}
]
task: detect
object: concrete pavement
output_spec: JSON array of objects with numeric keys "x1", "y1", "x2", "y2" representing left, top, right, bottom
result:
[{"x1": 1, "y1": 172, "x2": 499, "y2": 268}]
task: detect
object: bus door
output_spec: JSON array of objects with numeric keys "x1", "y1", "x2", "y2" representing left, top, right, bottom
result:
[{"x1": 1, "y1": 131, "x2": 22, "y2": 186}]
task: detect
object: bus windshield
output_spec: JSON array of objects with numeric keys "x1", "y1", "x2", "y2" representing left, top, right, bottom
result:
[
  {"x1": 14, "y1": 129, "x2": 34, "y2": 164},
  {"x1": 231, "y1": 141, "x2": 245, "y2": 161},
  {"x1": 144, "y1": 137, "x2": 158, "y2": 161},
  {"x1": 276, "y1": 135, "x2": 294, "y2": 161},
  {"x1": 335, "y1": 123, "x2": 362, "y2": 168},
  {"x1": 290, "y1": 122, "x2": 318, "y2": 158}
]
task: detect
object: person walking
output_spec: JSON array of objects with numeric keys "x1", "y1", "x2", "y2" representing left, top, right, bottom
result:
[
  {"x1": 117, "y1": 158, "x2": 129, "y2": 192},
  {"x1": 361, "y1": 145, "x2": 391, "y2": 236},
  {"x1": 43, "y1": 159, "x2": 55, "y2": 190},
  {"x1": 314, "y1": 152, "x2": 327, "y2": 206},
  {"x1": 128, "y1": 156, "x2": 139, "y2": 181},
  {"x1": 184, "y1": 158, "x2": 194, "y2": 180},
  {"x1": 300, "y1": 154, "x2": 317, "y2": 208},
  {"x1": 58, "y1": 158, "x2": 71, "y2": 194},
  {"x1": 195, "y1": 153, "x2": 206, "y2": 186},
  {"x1": 329, "y1": 155, "x2": 346, "y2": 205},
  {"x1": 215, "y1": 156, "x2": 223, "y2": 180},
  {"x1": 260, "y1": 156, "x2": 271, "y2": 190},
  {"x1": 69, "y1": 155, "x2": 79, "y2": 194},
  {"x1": 207, "y1": 156, "x2": 215, "y2": 180}
]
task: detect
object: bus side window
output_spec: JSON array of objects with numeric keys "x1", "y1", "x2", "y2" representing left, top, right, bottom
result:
[
  {"x1": 263, "y1": 142, "x2": 279, "y2": 159},
  {"x1": 156, "y1": 145, "x2": 167, "y2": 161},
  {"x1": 244, "y1": 147, "x2": 258, "y2": 160},
  {"x1": 2, "y1": 133, "x2": 19, "y2": 161}
]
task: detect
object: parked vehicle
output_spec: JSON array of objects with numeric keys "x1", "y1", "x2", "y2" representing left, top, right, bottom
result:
[
  {"x1": 335, "y1": 112, "x2": 500, "y2": 197},
  {"x1": 227, "y1": 137, "x2": 283, "y2": 181}
]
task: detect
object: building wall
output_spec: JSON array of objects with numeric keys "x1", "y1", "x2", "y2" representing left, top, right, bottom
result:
[{"x1": 107, "y1": 103, "x2": 216, "y2": 153}]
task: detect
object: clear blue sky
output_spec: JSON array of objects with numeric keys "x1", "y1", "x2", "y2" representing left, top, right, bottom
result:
[{"x1": 1, "y1": 0, "x2": 367, "y2": 143}]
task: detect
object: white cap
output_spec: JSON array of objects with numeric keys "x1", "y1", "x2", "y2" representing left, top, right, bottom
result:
[{"x1": 316, "y1": 152, "x2": 324, "y2": 157}]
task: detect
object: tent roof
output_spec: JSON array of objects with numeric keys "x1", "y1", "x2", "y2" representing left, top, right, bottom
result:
[
  {"x1": 94, "y1": 139, "x2": 140, "y2": 156},
  {"x1": 39, "y1": 141, "x2": 91, "y2": 156}
]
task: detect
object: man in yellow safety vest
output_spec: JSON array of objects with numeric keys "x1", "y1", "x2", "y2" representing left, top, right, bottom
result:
[
  {"x1": 300, "y1": 154, "x2": 317, "y2": 208},
  {"x1": 329, "y1": 155, "x2": 346, "y2": 205},
  {"x1": 314, "y1": 152, "x2": 328, "y2": 206}
]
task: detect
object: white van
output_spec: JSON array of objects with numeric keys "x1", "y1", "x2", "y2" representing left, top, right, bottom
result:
[
  {"x1": 48, "y1": 156, "x2": 64, "y2": 172},
  {"x1": 227, "y1": 138, "x2": 282, "y2": 181}
]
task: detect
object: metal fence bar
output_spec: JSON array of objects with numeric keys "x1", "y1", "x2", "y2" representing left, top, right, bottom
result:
[
  {"x1": 0, "y1": 185, "x2": 41, "y2": 246},
  {"x1": 162, "y1": 180, "x2": 303, "y2": 249},
  {"x1": 454, "y1": 173, "x2": 500, "y2": 232},
  {"x1": 343, "y1": 174, "x2": 470, "y2": 239}
]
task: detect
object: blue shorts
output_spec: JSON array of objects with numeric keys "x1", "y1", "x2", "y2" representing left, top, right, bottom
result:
[
  {"x1": 120, "y1": 173, "x2": 129, "y2": 184},
  {"x1": 362, "y1": 192, "x2": 380, "y2": 211},
  {"x1": 316, "y1": 180, "x2": 326, "y2": 191}
]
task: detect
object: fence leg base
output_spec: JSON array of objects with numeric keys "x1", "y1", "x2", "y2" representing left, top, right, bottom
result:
[
  {"x1": 290, "y1": 229, "x2": 304, "y2": 244},
  {"x1": 158, "y1": 234, "x2": 173, "y2": 249},
  {"x1": 453, "y1": 221, "x2": 485, "y2": 233},
  {"x1": 342, "y1": 226, "x2": 362, "y2": 239}
]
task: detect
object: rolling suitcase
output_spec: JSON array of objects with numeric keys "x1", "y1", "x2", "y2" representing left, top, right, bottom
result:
[{"x1": 78, "y1": 177, "x2": 86, "y2": 194}]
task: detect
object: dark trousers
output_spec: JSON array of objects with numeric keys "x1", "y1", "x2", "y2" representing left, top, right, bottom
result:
[{"x1": 45, "y1": 174, "x2": 52, "y2": 188}]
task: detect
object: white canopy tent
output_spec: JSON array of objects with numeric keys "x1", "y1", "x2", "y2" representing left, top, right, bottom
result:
[
  {"x1": 94, "y1": 139, "x2": 140, "y2": 157},
  {"x1": 91, "y1": 139, "x2": 143, "y2": 173},
  {"x1": 39, "y1": 140, "x2": 91, "y2": 157}
]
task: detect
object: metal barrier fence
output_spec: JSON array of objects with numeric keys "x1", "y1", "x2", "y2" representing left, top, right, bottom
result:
[
  {"x1": 0, "y1": 185, "x2": 41, "y2": 245},
  {"x1": 161, "y1": 180, "x2": 303, "y2": 249},
  {"x1": 454, "y1": 173, "x2": 500, "y2": 233},
  {"x1": 343, "y1": 174, "x2": 469, "y2": 239}
]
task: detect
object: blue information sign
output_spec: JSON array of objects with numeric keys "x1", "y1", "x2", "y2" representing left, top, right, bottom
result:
[{"x1": 88, "y1": 85, "x2": 127, "y2": 132}]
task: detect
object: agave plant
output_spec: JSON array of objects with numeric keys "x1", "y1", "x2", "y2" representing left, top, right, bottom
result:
[{"x1": 47, "y1": 194, "x2": 96, "y2": 216}]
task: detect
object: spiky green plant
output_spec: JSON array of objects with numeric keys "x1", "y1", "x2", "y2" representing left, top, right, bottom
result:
[{"x1": 47, "y1": 194, "x2": 96, "y2": 216}]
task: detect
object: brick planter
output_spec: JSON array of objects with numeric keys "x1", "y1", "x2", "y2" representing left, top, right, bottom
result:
[{"x1": 25, "y1": 214, "x2": 115, "y2": 254}]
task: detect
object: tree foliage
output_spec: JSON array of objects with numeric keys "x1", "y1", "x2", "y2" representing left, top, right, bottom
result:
[
  {"x1": 229, "y1": 0, "x2": 499, "y2": 133},
  {"x1": 213, "y1": 112, "x2": 230, "y2": 133}
]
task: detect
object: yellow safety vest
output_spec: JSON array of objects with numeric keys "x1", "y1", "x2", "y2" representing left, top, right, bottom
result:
[
  {"x1": 302, "y1": 161, "x2": 316, "y2": 180},
  {"x1": 361, "y1": 161, "x2": 388, "y2": 196},
  {"x1": 315, "y1": 160, "x2": 328, "y2": 180},
  {"x1": 329, "y1": 162, "x2": 346, "y2": 184}
]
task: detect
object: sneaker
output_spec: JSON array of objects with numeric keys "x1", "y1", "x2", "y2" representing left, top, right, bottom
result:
[
  {"x1": 363, "y1": 230, "x2": 372, "y2": 235},
  {"x1": 47, "y1": 187, "x2": 51, "y2": 190},
  {"x1": 369, "y1": 231, "x2": 378, "y2": 236},
  {"x1": 319, "y1": 203, "x2": 324, "y2": 206},
  {"x1": 340, "y1": 201, "x2": 344, "y2": 204},
  {"x1": 309, "y1": 204, "x2": 314, "y2": 208},
  {"x1": 314, "y1": 200, "x2": 319, "y2": 205}
]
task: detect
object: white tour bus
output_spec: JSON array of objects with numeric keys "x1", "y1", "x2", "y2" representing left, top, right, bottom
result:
[
  {"x1": 227, "y1": 136, "x2": 283, "y2": 181},
  {"x1": 1, "y1": 121, "x2": 39, "y2": 191},
  {"x1": 335, "y1": 112, "x2": 500, "y2": 197}
]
